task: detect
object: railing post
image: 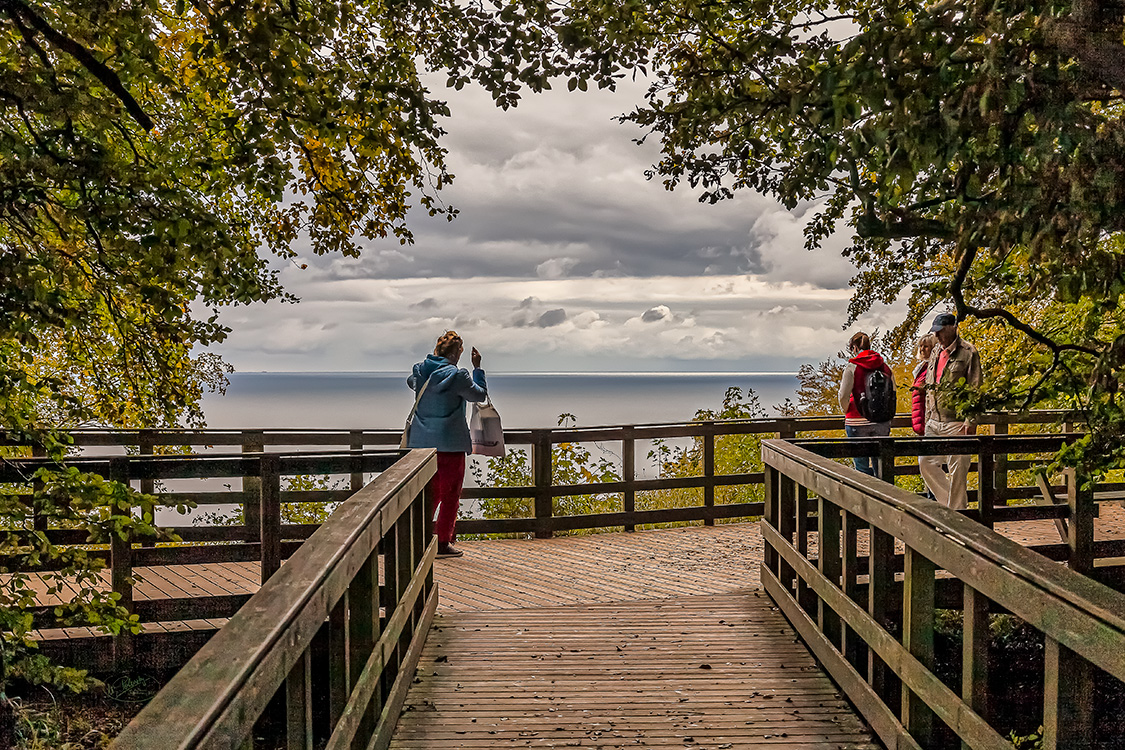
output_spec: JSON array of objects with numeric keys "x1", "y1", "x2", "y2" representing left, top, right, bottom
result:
[
  {"x1": 817, "y1": 497, "x2": 842, "y2": 647},
  {"x1": 243, "y1": 430, "x2": 264, "y2": 542},
  {"x1": 901, "y1": 547, "x2": 935, "y2": 744},
  {"x1": 531, "y1": 430, "x2": 553, "y2": 539},
  {"x1": 993, "y1": 416, "x2": 1009, "y2": 505},
  {"x1": 977, "y1": 437, "x2": 996, "y2": 529},
  {"x1": 109, "y1": 457, "x2": 134, "y2": 668},
  {"x1": 31, "y1": 444, "x2": 47, "y2": 531},
  {"x1": 138, "y1": 429, "x2": 156, "y2": 548},
  {"x1": 702, "y1": 426, "x2": 716, "y2": 526},
  {"x1": 763, "y1": 465, "x2": 778, "y2": 572},
  {"x1": 352, "y1": 544, "x2": 381, "y2": 744},
  {"x1": 622, "y1": 429, "x2": 636, "y2": 532},
  {"x1": 778, "y1": 421, "x2": 796, "y2": 440},
  {"x1": 1065, "y1": 468, "x2": 1094, "y2": 575},
  {"x1": 841, "y1": 510, "x2": 863, "y2": 669},
  {"x1": 350, "y1": 430, "x2": 364, "y2": 492},
  {"x1": 776, "y1": 474, "x2": 797, "y2": 590},
  {"x1": 877, "y1": 441, "x2": 896, "y2": 487},
  {"x1": 962, "y1": 584, "x2": 990, "y2": 749},
  {"x1": 286, "y1": 650, "x2": 313, "y2": 750},
  {"x1": 259, "y1": 454, "x2": 282, "y2": 583},
  {"x1": 381, "y1": 520, "x2": 401, "y2": 702},
  {"x1": 867, "y1": 525, "x2": 894, "y2": 699},
  {"x1": 795, "y1": 487, "x2": 816, "y2": 615},
  {"x1": 1043, "y1": 637, "x2": 1094, "y2": 750}
]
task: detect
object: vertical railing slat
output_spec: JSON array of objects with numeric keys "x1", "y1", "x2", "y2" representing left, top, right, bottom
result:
[
  {"x1": 328, "y1": 594, "x2": 349, "y2": 727},
  {"x1": 532, "y1": 430, "x2": 553, "y2": 539},
  {"x1": 961, "y1": 584, "x2": 990, "y2": 750},
  {"x1": 702, "y1": 427, "x2": 715, "y2": 526},
  {"x1": 817, "y1": 497, "x2": 842, "y2": 647},
  {"x1": 867, "y1": 526, "x2": 894, "y2": 700},
  {"x1": 243, "y1": 430, "x2": 265, "y2": 542},
  {"x1": 286, "y1": 649, "x2": 313, "y2": 750},
  {"x1": 622, "y1": 429, "x2": 636, "y2": 532},
  {"x1": 109, "y1": 457, "x2": 134, "y2": 668},
  {"x1": 260, "y1": 454, "x2": 282, "y2": 583},
  {"x1": 841, "y1": 510, "x2": 863, "y2": 669},
  {"x1": 1043, "y1": 637, "x2": 1095, "y2": 750},
  {"x1": 351, "y1": 545, "x2": 379, "y2": 749},
  {"x1": 795, "y1": 487, "x2": 816, "y2": 615},
  {"x1": 901, "y1": 547, "x2": 935, "y2": 744}
]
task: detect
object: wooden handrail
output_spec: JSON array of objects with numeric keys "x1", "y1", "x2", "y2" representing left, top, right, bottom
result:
[
  {"x1": 760, "y1": 438, "x2": 1125, "y2": 750},
  {"x1": 111, "y1": 448, "x2": 439, "y2": 750}
]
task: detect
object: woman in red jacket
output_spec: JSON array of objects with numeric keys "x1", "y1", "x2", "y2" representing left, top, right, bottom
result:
[
  {"x1": 838, "y1": 332, "x2": 895, "y2": 475},
  {"x1": 911, "y1": 334, "x2": 937, "y2": 435}
]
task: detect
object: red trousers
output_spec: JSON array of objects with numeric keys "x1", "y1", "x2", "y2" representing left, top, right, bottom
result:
[{"x1": 430, "y1": 452, "x2": 465, "y2": 543}]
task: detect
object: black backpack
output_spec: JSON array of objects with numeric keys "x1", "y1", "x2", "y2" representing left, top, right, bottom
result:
[{"x1": 859, "y1": 369, "x2": 896, "y2": 423}]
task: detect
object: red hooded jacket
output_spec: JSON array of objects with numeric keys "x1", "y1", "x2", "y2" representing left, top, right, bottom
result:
[{"x1": 844, "y1": 350, "x2": 893, "y2": 422}]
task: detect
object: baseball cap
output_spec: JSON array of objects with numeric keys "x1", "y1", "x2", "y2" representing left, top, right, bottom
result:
[{"x1": 929, "y1": 312, "x2": 957, "y2": 332}]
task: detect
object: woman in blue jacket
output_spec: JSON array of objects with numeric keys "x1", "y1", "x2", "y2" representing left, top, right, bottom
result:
[{"x1": 406, "y1": 331, "x2": 487, "y2": 558}]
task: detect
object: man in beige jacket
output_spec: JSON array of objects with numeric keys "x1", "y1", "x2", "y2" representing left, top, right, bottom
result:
[{"x1": 919, "y1": 313, "x2": 982, "y2": 510}]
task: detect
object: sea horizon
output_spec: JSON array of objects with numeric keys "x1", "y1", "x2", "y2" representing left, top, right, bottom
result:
[{"x1": 202, "y1": 370, "x2": 803, "y2": 430}]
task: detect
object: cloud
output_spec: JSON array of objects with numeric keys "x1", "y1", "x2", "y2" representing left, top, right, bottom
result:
[
  {"x1": 536, "y1": 308, "x2": 567, "y2": 327},
  {"x1": 207, "y1": 78, "x2": 911, "y2": 374},
  {"x1": 749, "y1": 207, "x2": 859, "y2": 289},
  {"x1": 536, "y1": 257, "x2": 580, "y2": 279}
]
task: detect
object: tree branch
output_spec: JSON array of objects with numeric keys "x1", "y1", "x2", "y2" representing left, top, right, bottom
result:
[
  {"x1": 949, "y1": 244, "x2": 1102, "y2": 357},
  {"x1": 0, "y1": 0, "x2": 154, "y2": 131}
]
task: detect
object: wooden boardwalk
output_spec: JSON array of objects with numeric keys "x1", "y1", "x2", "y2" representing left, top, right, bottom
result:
[
  {"x1": 29, "y1": 502, "x2": 1125, "y2": 641},
  {"x1": 392, "y1": 593, "x2": 877, "y2": 750}
]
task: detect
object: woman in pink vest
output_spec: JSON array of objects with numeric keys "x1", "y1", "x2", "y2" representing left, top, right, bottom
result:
[{"x1": 911, "y1": 334, "x2": 937, "y2": 435}]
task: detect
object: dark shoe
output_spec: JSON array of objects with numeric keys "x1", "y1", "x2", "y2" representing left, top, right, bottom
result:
[{"x1": 437, "y1": 543, "x2": 463, "y2": 558}]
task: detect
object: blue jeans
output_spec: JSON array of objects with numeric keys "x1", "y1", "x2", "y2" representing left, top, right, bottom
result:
[{"x1": 845, "y1": 422, "x2": 891, "y2": 476}]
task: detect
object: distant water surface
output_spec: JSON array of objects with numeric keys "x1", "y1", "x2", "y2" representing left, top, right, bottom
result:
[{"x1": 201, "y1": 372, "x2": 801, "y2": 430}]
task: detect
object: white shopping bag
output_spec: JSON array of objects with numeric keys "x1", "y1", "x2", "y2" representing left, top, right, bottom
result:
[{"x1": 470, "y1": 399, "x2": 506, "y2": 457}]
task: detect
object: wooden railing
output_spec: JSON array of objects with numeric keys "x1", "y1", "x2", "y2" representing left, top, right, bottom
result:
[
  {"x1": 0, "y1": 448, "x2": 404, "y2": 668},
  {"x1": 111, "y1": 448, "x2": 438, "y2": 750},
  {"x1": 2, "y1": 410, "x2": 1080, "y2": 540},
  {"x1": 761, "y1": 436, "x2": 1125, "y2": 750}
]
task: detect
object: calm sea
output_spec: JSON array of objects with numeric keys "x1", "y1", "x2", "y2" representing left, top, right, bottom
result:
[{"x1": 201, "y1": 371, "x2": 800, "y2": 430}]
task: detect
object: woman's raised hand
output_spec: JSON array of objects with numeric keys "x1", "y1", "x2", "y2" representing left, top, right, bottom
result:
[{"x1": 471, "y1": 347, "x2": 482, "y2": 368}]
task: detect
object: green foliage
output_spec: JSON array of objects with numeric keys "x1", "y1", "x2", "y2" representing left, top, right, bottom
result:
[
  {"x1": 197, "y1": 474, "x2": 345, "y2": 527},
  {"x1": 2, "y1": 0, "x2": 608, "y2": 703},
  {"x1": 473, "y1": 391, "x2": 775, "y2": 535},
  {"x1": 471, "y1": 414, "x2": 622, "y2": 534},
  {"x1": 0, "y1": 466, "x2": 170, "y2": 697},
  {"x1": 542, "y1": 0, "x2": 1125, "y2": 474}
]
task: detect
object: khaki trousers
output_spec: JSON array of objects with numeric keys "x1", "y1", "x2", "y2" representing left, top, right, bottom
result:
[{"x1": 919, "y1": 419, "x2": 970, "y2": 510}]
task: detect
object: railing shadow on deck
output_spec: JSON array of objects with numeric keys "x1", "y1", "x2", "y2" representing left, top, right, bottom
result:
[
  {"x1": 761, "y1": 436, "x2": 1125, "y2": 750},
  {"x1": 110, "y1": 448, "x2": 439, "y2": 750}
]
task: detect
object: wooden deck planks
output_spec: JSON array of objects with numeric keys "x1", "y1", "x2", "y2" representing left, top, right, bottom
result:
[{"x1": 390, "y1": 592, "x2": 878, "y2": 750}]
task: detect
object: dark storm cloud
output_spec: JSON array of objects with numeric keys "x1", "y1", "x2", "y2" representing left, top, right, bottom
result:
[
  {"x1": 536, "y1": 308, "x2": 567, "y2": 327},
  {"x1": 296, "y1": 80, "x2": 777, "y2": 283}
]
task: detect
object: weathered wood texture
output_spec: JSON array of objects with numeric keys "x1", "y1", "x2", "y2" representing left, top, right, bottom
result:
[
  {"x1": 390, "y1": 593, "x2": 879, "y2": 750},
  {"x1": 761, "y1": 439, "x2": 1125, "y2": 750},
  {"x1": 110, "y1": 449, "x2": 439, "y2": 750}
]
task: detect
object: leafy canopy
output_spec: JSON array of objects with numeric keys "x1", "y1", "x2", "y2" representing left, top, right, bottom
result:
[{"x1": 543, "y1": 0, "x2": 1125, "y2": 471}]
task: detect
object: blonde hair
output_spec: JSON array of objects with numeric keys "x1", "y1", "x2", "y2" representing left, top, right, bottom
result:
[
  {"x1": 434, "y1": 330, "x2": 463, "y2": 359},
  {"x1": 916, "y1": 333, "x2": 938, "y2": 359}
]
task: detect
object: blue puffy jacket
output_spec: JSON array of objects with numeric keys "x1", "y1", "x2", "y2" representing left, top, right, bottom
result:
[{"x1": 405, "y1": 355, "x2": 488, "y2": 452}]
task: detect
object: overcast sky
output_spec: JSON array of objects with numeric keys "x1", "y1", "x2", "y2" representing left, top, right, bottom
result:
[{"x1": 211, "y1": 79, "x2": 909, "y2": 374}]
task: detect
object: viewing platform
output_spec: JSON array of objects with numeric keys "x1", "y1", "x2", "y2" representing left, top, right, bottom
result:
[{"x1": 2, "y1": 414, "x2": 1124, "y2": 749}]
